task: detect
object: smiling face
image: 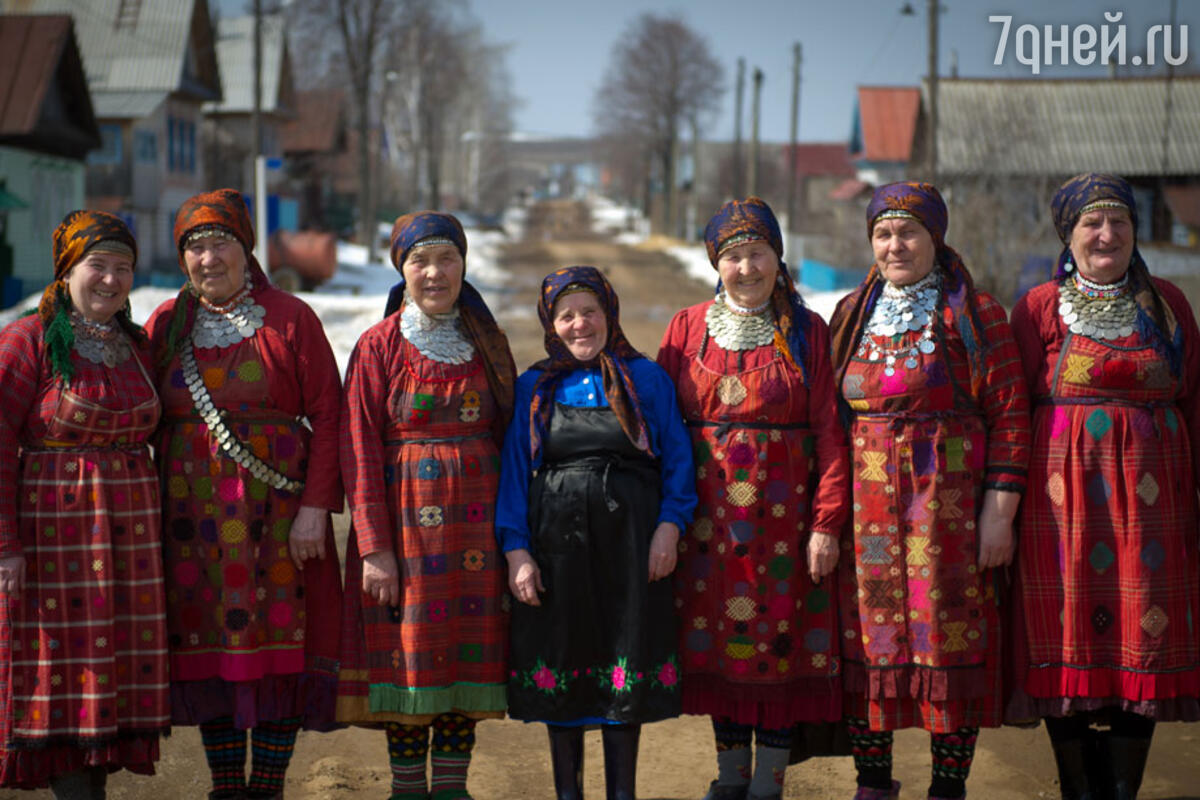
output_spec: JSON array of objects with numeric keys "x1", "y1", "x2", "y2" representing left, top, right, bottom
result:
[
  {"x1": 871, "y1": 217, "x2": 937, "y2": 286},
  {"x1": 1070, "y1": 207, "x2": 1134, "y2": 285},
  {"x1": 552, "y1": 290, "x2": 608, "y2": 362},
  {"x1": 402, "y1": 243, "x2": 464, "y2": 315},
  {"x1": 716, "y1": 239, "x2": 778, "y2": 308},
  {"x1": 65, "y1": 249, "x2": 134, "y2": 323},
  {"x1": 182, "y1": 235, "x2": 247, "y2": 304}
]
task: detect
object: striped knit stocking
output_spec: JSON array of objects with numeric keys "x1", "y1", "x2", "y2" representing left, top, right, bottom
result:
[
  {"x1": 847, "y1": 717, "x2": 894, "y2": 791},
  {"x1": 247, "y1": 716, "x2": 302, "y2": 798},
  {"x1": 929, "y1": 727, "x2": 978, "y2": 798},
  {"x1": 200, "y1": 717, "x2": 247, "y2": 797},
  {"x1": 711, "y1": 717, "x2": 753, "y2": 788},
  {"x1": 386, "y1": 723, "x2": 430, "y2": 800},
  {"x1": 429, "y1": 712, "x2": 476, "y2": 800}
]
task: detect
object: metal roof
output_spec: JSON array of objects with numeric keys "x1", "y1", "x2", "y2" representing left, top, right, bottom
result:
[
  {"x1": 937, "y1": 77, "x2": 1200, "y2": 177},
  {"x1": 852, "y1": 87, "x2": 921, "y2": 163},
  {"x1": 91, "y1": 89, "x2": 169, "y2": 118},
  {"x1": 0, "y1": 0, "x2": 220, "y2": 101},
  {"x1": 204, "y1": 14, "x2": 288, "y2": 115}
]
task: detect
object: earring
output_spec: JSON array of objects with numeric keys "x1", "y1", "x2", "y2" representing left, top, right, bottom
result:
[{"x1": 1064, "y1": 255, "x2": 1075, "y2": 273}]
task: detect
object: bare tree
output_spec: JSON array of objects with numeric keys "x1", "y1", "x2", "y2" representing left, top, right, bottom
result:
[{"x1": 593, "y1": 14, "x2": 725, "y2": 235}]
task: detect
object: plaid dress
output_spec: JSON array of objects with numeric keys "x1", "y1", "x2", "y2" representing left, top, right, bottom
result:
[
  {"x1": 337, "y1": 315, "x2": 508, "y2": 723},
  {"x1": 1009, "y1": 279, "x2": 1200, "y2": 721},
  {"x1": 834, "y1": 291, "x2": 1028, "y2": 733},
  {"x1": 0, "y1": 315, "x2": 168, "y2": 788},
  {"x1": 657, "y1": 301, "x2": 849, "y2": 729}
]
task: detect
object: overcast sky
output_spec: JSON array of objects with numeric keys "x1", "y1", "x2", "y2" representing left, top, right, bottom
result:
[{"x1": 223, "y1": 0, "x2": 1199, "y2": 143}]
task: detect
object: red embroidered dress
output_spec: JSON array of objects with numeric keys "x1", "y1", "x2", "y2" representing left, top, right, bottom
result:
[
  {"x1": 338, "y1": 314, "x2": 508, "y2": 723},
  {"x1": 833, "y1": 290, "x2": 1028, "y2": 733},
  {"x1": 0, "y1": 315, "x2": 168, "y2": 788},
  {"x1": 1009, "y1": 279, "x2": 1200, "y2": 721},
  {"x1": 146, "y1": 288, "x2": 343, "y2": 730},
  {"x1": 658, "y1": 301, "x2": 849, "y2": 729}
]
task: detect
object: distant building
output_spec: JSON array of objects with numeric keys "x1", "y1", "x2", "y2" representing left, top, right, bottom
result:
[
  {"x1": 281, "y1": 89, "x2": 351, "y2": 232},
  {"x1": 2, "y1": 0, "x2": 223, "y2": 273},
  {"x1": 0, "y1": 14, "x2": 99, "y2": 306},
  {"x1": 849, "y1": 86, "x2": 921, "y2": 186},
  {"x1": 204, "y1": 14, "x2": 294, "y2": 199}
]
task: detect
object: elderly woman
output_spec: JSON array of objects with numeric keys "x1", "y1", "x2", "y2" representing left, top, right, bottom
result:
[
  {"x1": 146, "y1": 189, "x2": 343, "y2": 800},
  {"x1": 829, "y1": 182, "x2": 1029, "y2": 800},
  {"x1": 0, "y1": 212, "x2": 168, "y2": 797},
  {"x1": 337, "y1": 212, "x2": 515, "y2": 800},
  {"x1": 656, "y1": 198, "x2": 848, "y2": 800},
  {"x1": 1008, "y1": 173, "x2": 1200, "y2": 800},
  {"x1": 497, "y1": 265, "x2": 695, "y2": 800}
]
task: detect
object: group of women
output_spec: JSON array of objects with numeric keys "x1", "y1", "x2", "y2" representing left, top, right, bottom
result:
[{"x1": 0, "y1": 172, "x2": 1195, "y2": 800}]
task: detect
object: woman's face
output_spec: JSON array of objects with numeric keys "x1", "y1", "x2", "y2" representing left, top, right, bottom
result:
[
  {"x1": 402, "y1": 244, "x2": 464, "y2": 315},
  {"x1": 872, "y1": 217, "x2": 937, "y2": 286},
  {"x1": 552, "y1": 290, "x2": 608, "y2": 362},
  {"x1": 1070, "y1": 207, "x2": 1134, "y2": 285},
  {"x1": 716, "y1": 240, "x2": 777, "y2": 309},
  {"x1": 182, "y1": 235, "x2": 248, "y2": 304},
  {"x1": 65, "y1": 250, "x2": 134, "y2": 323}
]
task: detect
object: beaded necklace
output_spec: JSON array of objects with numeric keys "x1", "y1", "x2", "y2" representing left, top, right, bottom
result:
[
  {"x1": 1057, "y1": 271, "x2": 1135, "y2": 340},
  {"x1": 857, "y1": 271, "x2": 940, "y2": 376},
  {"x1": 70, "y1": 311, "x2": 132, "y2": 367}
]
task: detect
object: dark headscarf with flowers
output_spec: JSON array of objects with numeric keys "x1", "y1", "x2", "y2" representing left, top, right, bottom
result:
[
  {"x1": 384, "y1": 211, "x2": 515, "y2": 435},
  {"x1": 1051, "y1": 172, "x2": 1180, "y2": 374},
  {"x1": 157, "y1": 189, "x2": 270, "y2": 367},
  {"x1": 703, "y1": 196, "x2": 811, "y2": 383},
  {"x1": 528, "y1": 266, "x2": 650, "y2": 463},
  {"x1": 829, "y1": 181, "x2": 991, "y2": 397},
  {"x1": 39, "y1": 210, "x2": 143, "y2": 384}
]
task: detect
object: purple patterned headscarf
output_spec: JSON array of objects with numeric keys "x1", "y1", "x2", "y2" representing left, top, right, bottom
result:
[
  {"x1": 1051, "y1": 172, "x2": 1180, "y2": 374},
  {"x1": 831, "y1": 182, "x2": 990, "y2": 397},
  {"x1": 529, "y1": 266, "x2": 650, "y2": 463},
  {"x1": 702, "y1": 197, "x2": 811, "y2": 381}
]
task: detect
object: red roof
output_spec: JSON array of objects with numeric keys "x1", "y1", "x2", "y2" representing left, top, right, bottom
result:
[
  {"x1": 854, "y1": 86, "x2": 921, "y2": 163},
  {"x1": 783, "y1": 143, "x2": 856, "y2": 178},
  {"x1": 829, "y1": 178, "x2": 871, "y2": 201},
  {"x1": 281, "y1": 88, "x2": 347, "y2": 154}
]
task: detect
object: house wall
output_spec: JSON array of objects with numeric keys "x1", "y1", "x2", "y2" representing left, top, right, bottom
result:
[{"x1": 0, "y1": 145, "x2": 85, "y2": 302}]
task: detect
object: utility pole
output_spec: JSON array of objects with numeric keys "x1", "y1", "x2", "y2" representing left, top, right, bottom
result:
[
  {"x1": 786, "y1": 42, "x2": 802, "y2": 235},
  {"x1": 749, "y1": 68, "x2": 763, "y2": 197},
  {"x1": 732, "y1": 58, "x2": 744, "y2": 198},
  {"x1": 251, "y1": 0, "x2": 268, "y2": 274},
  {"x1": 926, "y1": 0, "x2": 939, "y2": 183}
]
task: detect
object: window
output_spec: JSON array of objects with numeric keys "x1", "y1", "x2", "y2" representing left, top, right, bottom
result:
[
  {"x1": 87, "y1": 124, "x2": 123, "y2": 165},
  {"x1": 167, "y1": 116, "x2": 196, "y2": 173},
  {"x1": 167, "y1": 117, "x2": 176, "y2": 171},
  {"x1": 135, "y1": 130, "x2": 157, "y2": 163}
]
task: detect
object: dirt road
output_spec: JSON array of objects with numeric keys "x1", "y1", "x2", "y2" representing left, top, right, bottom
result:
[{"x1": 7, "y1": 201, "x2": 1199, "y2": 799}]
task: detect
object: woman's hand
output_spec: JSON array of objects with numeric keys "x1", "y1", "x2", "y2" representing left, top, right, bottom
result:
[
  {"x1": 648, "y1": 522, "x2": 680, "y2": 581},
  {"x1": 0, "y1": 556, "x2": 25, "y2": 595},
  {"x1": 977, "y1": 489, "x2": 1020, "y2": 569},
  {"x1": 807, "y1": 531, "x2": 839, "y2": 581},
  {"x1": 362, "y1": 550, "x2": 401, "y2": 606},
  {"x1": 506, "y1": 549, "x2": 545, "y2": 606},
  {"x1": 287, "y1": 505, "x2": 329, "y2": 569}
]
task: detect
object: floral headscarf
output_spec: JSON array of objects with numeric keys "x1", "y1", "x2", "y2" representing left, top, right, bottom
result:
[
  {"x1": 529, "y1": 266, "x2": 650, "y2": 463},
  {"x1": 830, "y1": 181, "x2": 990, "y2": 397},
  {"x1": 385, "y1": 211, "x2": 515, "y2": 434},
  {"x1": 1051, "y1": 172, "x2": 1180, "y2": 374},
  {"x1": 40, "y1": 210, "x2": 143, "y2": 383},
  {"x1": 703, "y1": 196, "x2": 811, "y2": 382}
]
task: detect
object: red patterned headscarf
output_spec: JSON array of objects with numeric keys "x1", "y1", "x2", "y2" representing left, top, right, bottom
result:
[
  {"x1": 157, "y1": 189, "x2": 268, "y2": 367},
  {"x1": 830, "y1": 181, "x2": 990, "y2": 398},
  {"x1": 529, "y1": 266, "x2": 650, "y2": 463}
]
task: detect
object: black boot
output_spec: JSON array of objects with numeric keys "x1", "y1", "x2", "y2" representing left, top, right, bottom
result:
[
  {"x1": 1106, "y1": 735, "x2": 1153, "y2": 800},
  {"x1": 548, "y1": 725, "x2": 585, "y2": 800},
  {"x1": 601, "y1": 724, "x2": 640, "y2": 800},
  {"x1": 1049, "y1": 738, "x2": 1096, "y2": 800}
]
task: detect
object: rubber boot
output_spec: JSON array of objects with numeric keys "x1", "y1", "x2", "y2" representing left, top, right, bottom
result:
[
  {"x1": 548, "y1": 725, "x2": 585, "y2": 800},
  {"x1": 1048, "y1": 737, "x2": 1096, "y2": 800},
  {"x1": 601, "y1": 723, "x2": 640, "y2": 800},
  {"x1": 1107, "y1": 735, "x2": 1152, "y2": 800},
  {"x1": 50, "y1": 767, "x2": 107, "y2": 800}
]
